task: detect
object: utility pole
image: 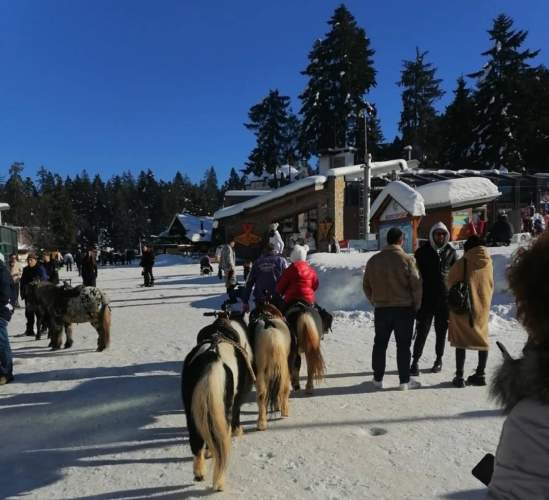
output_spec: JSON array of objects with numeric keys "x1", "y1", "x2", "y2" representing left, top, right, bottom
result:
[{"x1": 363, "y1": 102, "x2": 373, "y2": 241}]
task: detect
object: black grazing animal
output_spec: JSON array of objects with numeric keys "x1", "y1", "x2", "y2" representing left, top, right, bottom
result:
[
  {"x1": 181, "y1": 313, "x2": 254, "y2": 491},
  {"x1": 285, "y1": 301, "x2": 326, "y2": 394}
]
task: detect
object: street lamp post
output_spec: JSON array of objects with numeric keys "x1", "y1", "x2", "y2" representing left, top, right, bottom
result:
[{"x1": 363, "y1": 102, "x2": 373, "y2": 241}]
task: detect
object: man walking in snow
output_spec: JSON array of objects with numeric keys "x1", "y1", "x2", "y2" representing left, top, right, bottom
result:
[
  {"x1": 219, "y1": 238, "x2": 236, "y2": 293},
  {"x1": 363, "y1": 227, "x2": 422, "y2": 390},
  {"x1": 411, "y1": 222, "x2": 457, "y2": 375}
]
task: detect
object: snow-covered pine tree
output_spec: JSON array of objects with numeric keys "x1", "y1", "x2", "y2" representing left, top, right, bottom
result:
[
  {"x1": 439, "y1": 77, "x2": 476, "y2": 170},
  {"x1": 244, "y1": 90, "x2": 298, "y2": 179},
  {"x1": 515, "y1": 66, "x2": 549, "y2": 172},
  {"x1": 398, "y1": 48, "x2": 444, "y2": 166},
  {"x1": 299, "y1": 4, "x2": 377, "y2": 159},
  {"x1": 468, "y1": 14, "x2": 539, "y2": 170}
]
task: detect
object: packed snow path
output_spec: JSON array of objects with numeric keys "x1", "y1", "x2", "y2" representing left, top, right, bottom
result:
[{"x1": 0, "y1": 255, "x2": 526, "y2": 499}]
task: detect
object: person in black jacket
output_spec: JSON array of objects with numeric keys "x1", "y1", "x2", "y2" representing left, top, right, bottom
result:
[
  {"x1": 20, "y1": 253, "x2": 48, "y2": 336},
  {"x1": 488, "y1": 213, "x2": 514, "y2": 246},
  {"x1": 411, "y1": 222, "x2": 457, "y2": 375},
  {"x1": 0, "y1": 257, "x2": 14, "y2": 384},
  {"x1": 81, "y1": 249, "x2": 98, "y2": 287},
  {"x1": 140, "y1": 245, "x2": 155, "y2": 287}
]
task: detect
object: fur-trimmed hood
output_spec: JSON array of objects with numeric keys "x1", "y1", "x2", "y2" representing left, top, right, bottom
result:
[{"x1": 491, "y1": 341, "x2": 549, "y2": 414}]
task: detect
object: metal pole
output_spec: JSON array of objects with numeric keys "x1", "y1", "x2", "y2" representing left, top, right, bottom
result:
[{"x1": 363, "y1": 107, "x2": 371, "y2": 240}]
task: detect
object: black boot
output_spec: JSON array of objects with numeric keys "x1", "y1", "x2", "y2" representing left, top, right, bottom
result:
[
  {"x1": 452, "y1": 370, "x2": 465, "y2": 388},
  {"x1": 431, "y1": 358, "x2": 442, "y2": 373},
  {"x1": 466, "y1": 372, "x2": 486, "y2": 386},
  {"x1": 410, "y1": 360, "x2": 419, "y2": 377}
]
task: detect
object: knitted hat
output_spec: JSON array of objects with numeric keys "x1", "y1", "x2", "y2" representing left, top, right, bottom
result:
[{"x1": 290, "y1": 244, "x2": 309, "y2": 263}]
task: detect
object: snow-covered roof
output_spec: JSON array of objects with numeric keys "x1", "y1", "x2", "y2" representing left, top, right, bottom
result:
[
  {"x1": 276, "y1": 164, "x2": 300, "y2": 178},
  {"x1": 327, "y1": 159, "x2": 408, "y2": 179},
  {"x1": 417, "y1": 177, "x2": 501, "y2": 210},
  {"x1": 164, "y1": 213, "x2": 214, "y2": 242},
  {"x1": 370, "y1": 181, "x2": 426, "y2": 217},
  {"x1": 214, "y1": 176, "x2": 326, "y2": 220},
  {"x1": 224, "y1": 190, "x2": 271, "y2": 197}
]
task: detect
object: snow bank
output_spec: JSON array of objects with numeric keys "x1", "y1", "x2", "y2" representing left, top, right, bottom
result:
[
  {"x1": 153, "y1": 253, "x2": 197, "y2": 266},
  {"x1": 310, "y1": 244, "x2": 522, "y2": 312}
]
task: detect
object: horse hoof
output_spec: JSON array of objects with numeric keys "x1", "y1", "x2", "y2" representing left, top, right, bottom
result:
[
  {"x1": 96, "y1": 347, "x2": 104, "y2": 352},
  {"x1": 281, "y1": 411, "x2": 289, "y2": 418},
  {"x1": 232, "y1": 426, "x2": 244, "y2": 437},
  {"x1": 35, "y1": 335, "x2": 41, "y2": 341},
  {"x1": 213, "y1": 482, "x2": 224, "y2": 492},
  {"x1": 193, "y1": 474, "x2": 204, "y2": 482},
  {"x1": 64, "y1": 343, "x2": 73, "y2": 349},
  {"x1": 292, "y1": 385, "x2": 301, "y2": 391},
  {"x1": 257, "y1": 421, "x2": 267, "y2": 431},
  {"x1": 305, "y1": 387, "x2": 314, "y2": 395}
]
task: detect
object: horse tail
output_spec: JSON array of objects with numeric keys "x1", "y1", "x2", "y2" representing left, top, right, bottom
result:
[
  {"x1": 191, "y1": 361, "x2": 231, "y2": 490},
  {"x1": 96, "y1": 289, "x2": 111, "y2": 351},
  {"x1": 297, "y1": 312, "x2": 325, "y2": 381},
  {"x1": 256, "y1": 328, "x2": 290, "y2": 412}
]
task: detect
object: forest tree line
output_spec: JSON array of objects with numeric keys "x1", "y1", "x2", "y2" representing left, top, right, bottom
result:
[{"x1": 2, "y1": 6, "x2": 549, "y2": 250}]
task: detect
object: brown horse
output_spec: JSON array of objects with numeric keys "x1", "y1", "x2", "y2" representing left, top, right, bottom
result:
[
  {"x1": 249, "y1": 303, "x2": 292, "y2": 431},
  {"x1": 285, "y1": 302, "x2": 326, "y2": 394}
]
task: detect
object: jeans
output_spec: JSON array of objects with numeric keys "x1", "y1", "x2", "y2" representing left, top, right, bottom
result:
[
  {"x1": 413, "y1": 304, "x2": 449, "y2": 363},
  {"x1": 373, "y1": 307, "x2": 415, "y2": 384},
  {"x1": 0, "y1": 318, "x2": 13, "y2": 377},
  {"x1": 143, "y1": 266, "x2": 154, "y2": 286}
]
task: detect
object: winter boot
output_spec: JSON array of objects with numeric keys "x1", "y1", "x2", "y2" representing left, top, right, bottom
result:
[
  {"x1": 431, "y1": 358, "x2": 443, "y2": 373},
  {"x1": 452, "y1": 376, "x2": 466, "y2": 388},
  {"x1": 466, "y1": 373, "x2": 486, "y2": 386},
  {"x1": 410, "y1": 361, "x2": 420, "y2": 377}
]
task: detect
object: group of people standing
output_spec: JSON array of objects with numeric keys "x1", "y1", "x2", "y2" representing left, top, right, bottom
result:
[{"x1": 363, "y1": 222, "x2": 494, "y2": 390}]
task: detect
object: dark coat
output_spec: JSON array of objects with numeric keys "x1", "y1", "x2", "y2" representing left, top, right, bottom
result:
[
  {"x1": 43, "y1": 261, "x2": 59, "y2": 284},
  {"x1": 490, "y1": 218, "x2": 514, "y2": 244},
  {"x1": 81, "y1": 255, "x2": 98, "y2": 283},
  {"x1": 140, "y1": 250, "x2": 155, "y2": 268},
  {"x1": 0, "y1": 261, "x2": 13, "y2": 322},
  {"x1": 415, "y1": 242, "x2": 457, "y2": 311},
  {"x1": 20, "y1": 264, "x2": 48, "y2": 300},
  {"x1": 243, "y1": 252, "x2": 288, "y2": 304}
]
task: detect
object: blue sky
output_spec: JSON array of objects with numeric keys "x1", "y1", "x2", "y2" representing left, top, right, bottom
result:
[{"x1": 1, "y1": 0, "x2": 548, "y2": 184}]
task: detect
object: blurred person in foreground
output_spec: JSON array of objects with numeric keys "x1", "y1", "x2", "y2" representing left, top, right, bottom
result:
[{"x1": 488, "y1": 232, "x2": 549, "y2": 498}]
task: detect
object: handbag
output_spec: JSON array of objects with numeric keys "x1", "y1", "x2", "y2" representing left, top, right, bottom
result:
[{"x1": 448, "y1": 257, "x2": 474, "y2": 326}]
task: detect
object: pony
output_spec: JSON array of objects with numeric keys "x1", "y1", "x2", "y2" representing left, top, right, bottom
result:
[
  {"x1": 25, "y1": 281, "x2": 112, "y2": 352},
  {"x1": 181, "y1": 311, "x2": 254, "y2": 491},
  {"x1": 249, "y1": 302, "x2": 292, "y2": 431},
  {"x1": 285, "y1": 301, "x2": 326, "y2": 394}
]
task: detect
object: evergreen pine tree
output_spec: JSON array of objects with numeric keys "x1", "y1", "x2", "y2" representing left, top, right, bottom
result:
[
  {"x1": 221, "y1": 168, "x2": 245, "y2": 192},
  {"x1": 439, "y1": 77, "x2": 476, "y2": 169},
  {"x1": 299, "y1": 4, "x2": 376, "y2": 157},
  {"x1": 468, "y1": 14, "x2": 539, "y2": 170},
  {"x1": 398, "y1": 48, "x2": 444, "y2": 165},
  {"x1": 515, "y1": 66, "x2": 549, "y2": 172},
  {"x1": 3, "y1": 162, "x2": 34, "y2": 225},
  {"x1": 245, "y1": 89, "x2": 299, "y2": 178}
]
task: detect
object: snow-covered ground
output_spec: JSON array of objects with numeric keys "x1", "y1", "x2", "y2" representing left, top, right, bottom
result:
[{"x1": 1, "y1": 250, "x2": 527, "y2": 499}]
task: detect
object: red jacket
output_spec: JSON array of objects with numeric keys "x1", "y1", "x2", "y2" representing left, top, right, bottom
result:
[{"x1": 276, "y1": 260, "x2": 319, "y2": 305}]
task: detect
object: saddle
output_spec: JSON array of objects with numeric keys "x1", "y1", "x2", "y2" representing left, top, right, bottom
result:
[
  {"x1": 194, "y1": 321, "x2": 255, "y2": 382},
  {"x1": 284, "y1": 300, "x2": 333, "y2": 338}
]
